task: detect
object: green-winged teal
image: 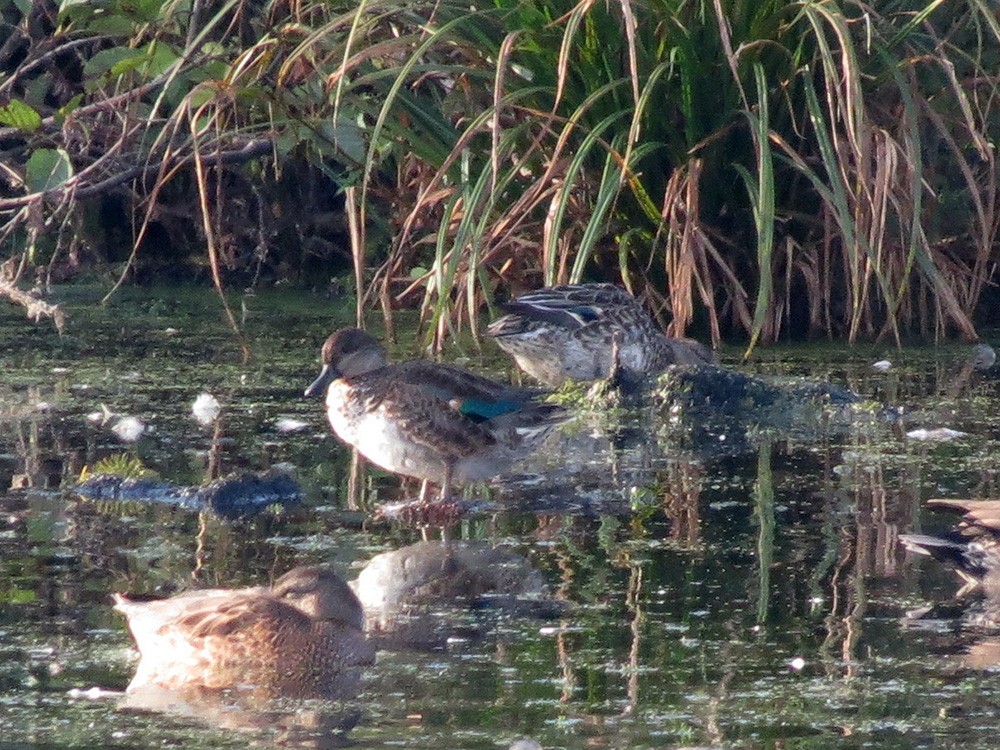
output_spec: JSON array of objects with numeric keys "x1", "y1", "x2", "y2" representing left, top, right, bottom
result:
[
  {"x1": 113, "y1": 566, "x2": 374, "y2": 695},
  {"x1": 486, "y1": 283, "x2": 714, "y2": 387},
  {"x1": 304, "y1": 328, "x2": 564, "y2": 501}
]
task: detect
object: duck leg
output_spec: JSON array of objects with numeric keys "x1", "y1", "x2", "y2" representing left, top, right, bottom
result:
[
  {"x1": 438, "y1": 464, "x2": 454, "y2": 503},
  {"x1": 380, "y1": 464, "x2": 465, "y2": 525},
  {"x1": 606, "y1": 330, "x2": 625, "y2": 388}
]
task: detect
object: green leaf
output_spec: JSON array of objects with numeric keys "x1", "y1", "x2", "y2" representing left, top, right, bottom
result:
[
  {"x1": 24, "y1": 75, "x2": 49, "y2": 107},
  {"x1": 25, "y1": 148, "x2": 74, "y2": 192},
  {"x1": 189, "y1": 84, "x2": 217, "y2": 109},
  {"x1": 146, "y1": 41, "x2": 179, "y2": 78},
  {"x1": 134, "y1": 0, "x2": 164, "y2": 24},
  {"x1": 87, "y1": 14, "x2": 136, "y2": 35},
  {"x1": 55, "y1": 94, "x2": 83, "y2": 123},
  {"x1": 319, "y1": 119, "x2": 366, "y2": 164},
  {"x1": 3, "y1": 588, "x2": 36, "y2": 605},
  {"x1": 84, "y1": 47, "x2": 148, "y2": 80},
  {"x1": 0, "y1": 100, "x2": 42, "y2": 133},
  {"x1": 741, "y1": 64, "x2": 776, "y2": 357}
]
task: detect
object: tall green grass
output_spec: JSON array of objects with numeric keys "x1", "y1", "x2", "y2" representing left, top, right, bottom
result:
[
  {"x1": 1, "y1": 0, "x2": 997, "y2": 350},
  {"x1": 303, "y1": 0, "x2": 999, "y2": 350}
]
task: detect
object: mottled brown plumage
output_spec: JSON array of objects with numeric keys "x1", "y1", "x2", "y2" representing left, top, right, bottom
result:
[
  {"x1": 485, "y1": 283, "x2": 714, "y2": 387},
  {"x1": 902, "y1": 499, "x2": 1000, "y2": 593},
  {"x1": 114, "y1": 566, "x2": 374, "y2": 697},
  {"x1": 304, "y1": 328, "x2": 564, "y2": 501}
]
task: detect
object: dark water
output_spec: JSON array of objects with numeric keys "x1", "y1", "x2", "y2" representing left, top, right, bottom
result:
[{"x1": 2, "y1": 286, "x2": 1000, "y2": 749}]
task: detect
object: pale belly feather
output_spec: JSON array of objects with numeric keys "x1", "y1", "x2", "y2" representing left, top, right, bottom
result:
[
  {"x1": 324, "y1": 380, "x2": 526, "y2": 485},
  {"x1": 326, "y1": 385, "x2": 445, "y2": 482}
]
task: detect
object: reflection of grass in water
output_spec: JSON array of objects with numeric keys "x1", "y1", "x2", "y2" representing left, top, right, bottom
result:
[{"x1": 0, "y1": 284, "x2": 356, "y2": 377}]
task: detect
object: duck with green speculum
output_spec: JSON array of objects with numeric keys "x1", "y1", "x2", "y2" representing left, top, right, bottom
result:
[
  {"x1": 485, "y1": 283, "x2": 714, "y2": 388},
  {"x1": 304, "y1": 328, "x2": 565, "y2": 503}
]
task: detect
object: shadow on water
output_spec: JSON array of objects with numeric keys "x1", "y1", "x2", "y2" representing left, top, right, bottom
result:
[{"x1": 5, "y1": 287, "x2": 1000, "y2": 747}]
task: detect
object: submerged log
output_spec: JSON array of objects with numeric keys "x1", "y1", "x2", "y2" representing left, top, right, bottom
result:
[
  {"x1": 651, "y1": 363, "x2": 880, "y2": 457},
  {"x1": 74, "y1": 468, "x2": 302, "y2": 519}
]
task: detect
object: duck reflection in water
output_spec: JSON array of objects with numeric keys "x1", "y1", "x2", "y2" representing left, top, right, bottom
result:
[
  {"x1": 941, "y1": 343, "x2": 997, "y2": 399},
  {"x1": 901, "y1": 498, "x2": 1000, "y2": 669},
  {"x1": 349, "y1": 540, "x2": 566, "y2": 650},
  {"x1": 901, "y1": 498, "x2": 1000, "y2": 597},
  {"x1": 304, "y1": 328, "x2": 566, "y2": 505}
]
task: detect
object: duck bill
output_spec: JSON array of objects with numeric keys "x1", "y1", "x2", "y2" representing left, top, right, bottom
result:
[{"x1": 304, "y1": 364, "x2": 337, "y2": 398}]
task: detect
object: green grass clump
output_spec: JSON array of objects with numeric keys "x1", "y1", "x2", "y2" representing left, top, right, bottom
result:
[
  {"x1": 2, "y1": 0, "x2": 998, "y2": 351},
  {"x1": 83, "y1": 454, "x2": 157, "y2": 481}
]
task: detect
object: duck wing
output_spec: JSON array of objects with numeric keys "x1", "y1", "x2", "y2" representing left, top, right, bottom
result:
[
  {"x1": 388, "y1": 360, "x2": 543, "y2": 404},
  {"x1": 350, "y1": 375, "x2": 499, "y2": 460}
]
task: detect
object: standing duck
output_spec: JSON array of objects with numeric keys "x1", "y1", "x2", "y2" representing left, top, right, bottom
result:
[
  {"x1": 304, "y1": 328, "x2": 563, "y2": 502},
  {"x1": 485, "y1": 283, "x2": 714, "y2": 387}
]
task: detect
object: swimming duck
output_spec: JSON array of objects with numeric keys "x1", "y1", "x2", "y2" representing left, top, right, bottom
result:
[
  {"x1": 485, "y1": 283, "x2": 714, "y2": 387},
  {"x1": 113, "y1": 566, "x2": 374, "y2": 696},
  {"x1": 304, "y1": 328, "x2": 564, "y2": 502}
]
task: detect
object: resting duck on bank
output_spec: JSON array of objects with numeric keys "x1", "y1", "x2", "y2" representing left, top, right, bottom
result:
[{"x1": 485, "y1": 283, "x2": 714, "y2": 387}]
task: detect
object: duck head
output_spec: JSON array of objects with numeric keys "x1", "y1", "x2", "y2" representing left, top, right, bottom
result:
[
  {"x1": 304, "y1": 328, "x2": 387, "y2": 397},
  {"x1": 271, "y1": 565, "x2": 367, "y2": 630}
]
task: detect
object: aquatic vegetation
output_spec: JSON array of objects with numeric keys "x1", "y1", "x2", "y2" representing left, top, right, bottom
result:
[
  {"x1": 82, "y1": 454, "x2": 157, "y2": 481},
  {"x1": 1, "y1": 2, "x2": 998, "y2": 351},
  {"x1": 75, "y1": 469, "x2": 303, "y2": 519},
  {"x1": 544, "y1": 377, "x2": 627, "y2": 416},
  {"x1": 1, "y1": 293, "x2": 1000, "y2": 749}
]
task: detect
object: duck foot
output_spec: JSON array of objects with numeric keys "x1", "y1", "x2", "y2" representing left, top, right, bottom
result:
[{"x1": 375, "y1": 497, "x2": 470, "y2": 527}]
